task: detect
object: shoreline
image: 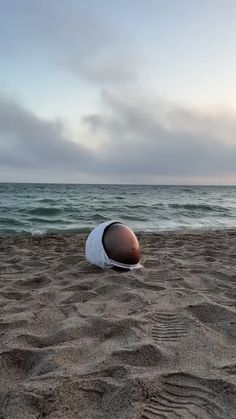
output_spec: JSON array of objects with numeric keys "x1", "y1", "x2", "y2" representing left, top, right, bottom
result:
[{"x1": 1, "y1": 225, "x2": 236, "y2": 240}]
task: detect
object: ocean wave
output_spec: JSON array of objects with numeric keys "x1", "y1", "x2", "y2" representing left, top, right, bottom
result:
[
  {"x1": 28, "y1": 207, "x2": 62, "y2": 216},
  {"x1": 169, "y1": 203, "x2": 228, "y2": 212},
  {"x1": 28, "y1": 217, "x2": 71, "y2": 224},
  {"x1": 122, "y1": 214, "x2": 149, "y2": 221},
  {"x1": 0, "y1": 217, "x2": 25, "y2": 226},
  {"x1": 30, "y1": 226, "x2": 92, "y2": 235},
  {"x1": 36, "y1": 198, "x2": 57, "y2": 204},
  {"x1": 0, "y1": 228, "x2": 30, "y2": 236},
  {"x1": 0, "y1": 226, "x2": 92, "y2": 236},
  {"x1": 90, "y1": 213, "x2": 110, "y2": 222},
  {"x1": 125, "y1": 204, "x2": 161, "y2": 210},
  {"x1": 90, "y1": 206, "x2": 116, "y2": 212}
]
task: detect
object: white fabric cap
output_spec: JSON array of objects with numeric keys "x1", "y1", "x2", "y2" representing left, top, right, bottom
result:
[{"x1": 85, "y1": 220, "x2": 142, "y2": 270}]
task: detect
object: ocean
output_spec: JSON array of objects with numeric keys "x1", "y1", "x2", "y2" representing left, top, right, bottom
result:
[{"x1": 0, "y1": 183, "x2": 235, "y2": 236}]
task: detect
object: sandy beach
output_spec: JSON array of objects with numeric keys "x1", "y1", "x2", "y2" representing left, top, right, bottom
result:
[{"x1": 0, "y1": 229, "x2": 236, "y2": 418}]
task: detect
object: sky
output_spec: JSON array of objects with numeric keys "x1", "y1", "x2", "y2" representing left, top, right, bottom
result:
[{"x1": 0, "y1": 0, "x2": 236, "y2": 184}]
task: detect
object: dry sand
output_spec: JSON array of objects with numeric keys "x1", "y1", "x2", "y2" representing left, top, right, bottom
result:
[{"x1": 0, "y1": 229, "x2": 236, "y2": 418}]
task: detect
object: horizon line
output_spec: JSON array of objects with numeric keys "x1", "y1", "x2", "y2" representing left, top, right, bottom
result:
[{"x1": 0, "y1": 182, "x2": 236, "y2": 187}]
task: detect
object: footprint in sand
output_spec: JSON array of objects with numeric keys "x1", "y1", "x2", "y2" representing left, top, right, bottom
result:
[
  {"x1": 146, "y1": 312, "x2": 187, "y2": 343},
  {"x1": 220, "y1": 362, "x2": 236, "y2": 376},
  {"x1": 141, "y1": 372, "x2": 236, "y2": 419}
]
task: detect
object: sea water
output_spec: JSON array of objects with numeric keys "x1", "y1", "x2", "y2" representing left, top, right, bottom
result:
[{"x1": 0, "y1": 183, "x2": 235, "y2": 236}]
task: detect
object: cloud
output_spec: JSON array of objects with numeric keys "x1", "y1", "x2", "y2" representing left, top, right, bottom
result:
[
  {"x1": 0, "y1": 95, "x2": 95, "y2": 173},
  {"x1": 0, "y1": 91, "x2": 236, "y2": 183},
  {"x1": 70, "y1": 54, "x2": 138, "y2": 85},
  {"x1": 1, "y1": 1, "x2": 111, "y2": 54},
  {"x1": 1, "y1": 1, "x2": 135, "y2": 86},
  {"x1": 82, "y1": 90, "x2": 236, "y2": 178},
  {"x1": 1, "y1": 1, "x2": 142, "y2": 98}
]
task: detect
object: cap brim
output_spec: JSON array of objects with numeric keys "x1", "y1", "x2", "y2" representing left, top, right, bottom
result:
[{"x1": 109, "y1": 259, "x2": 143, "y2": 270}]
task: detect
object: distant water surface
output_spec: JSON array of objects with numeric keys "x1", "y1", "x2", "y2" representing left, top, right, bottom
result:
[{"x1": 0, "y1": 183, "x2": 235, "y2": 236}]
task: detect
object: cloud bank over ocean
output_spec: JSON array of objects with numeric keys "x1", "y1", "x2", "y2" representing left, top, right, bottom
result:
[{"x1": 1, "y1": 92, "x2": 236, "y2": 183}]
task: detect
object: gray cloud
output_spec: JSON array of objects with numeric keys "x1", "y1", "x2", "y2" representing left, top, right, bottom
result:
[
  {"x1": 0, "y1": 91, "x2": 236, "y2": 183},
  {"x1": 0, "y1": 95, "x2": 95, "y2": 173},
  {"x1": 70, "y1": 54, "x2": 138, "y2": 85},
  {"x1": 1, "y1": 1, "x2": 111, "y2": 54},
  {"x1": 83, "y1": 90, "x2": 236, "y2": 178},
  {"x1": 1, "y1": 1, "x2": 134, "y2": 86}
]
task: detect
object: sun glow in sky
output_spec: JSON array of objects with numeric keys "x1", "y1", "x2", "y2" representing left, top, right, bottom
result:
[{"x1": 0, "y1": 0, "x2": 236, "y2": 184}]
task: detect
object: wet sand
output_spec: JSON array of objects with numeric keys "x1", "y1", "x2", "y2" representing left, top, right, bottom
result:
[{"x1": 0, "y1": 229, "x2": 236, "y2": 418}]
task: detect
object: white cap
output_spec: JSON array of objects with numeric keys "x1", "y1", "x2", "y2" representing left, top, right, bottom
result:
[{"x1": 85, "y1": 220, "x2": 142, "y2": 270}]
